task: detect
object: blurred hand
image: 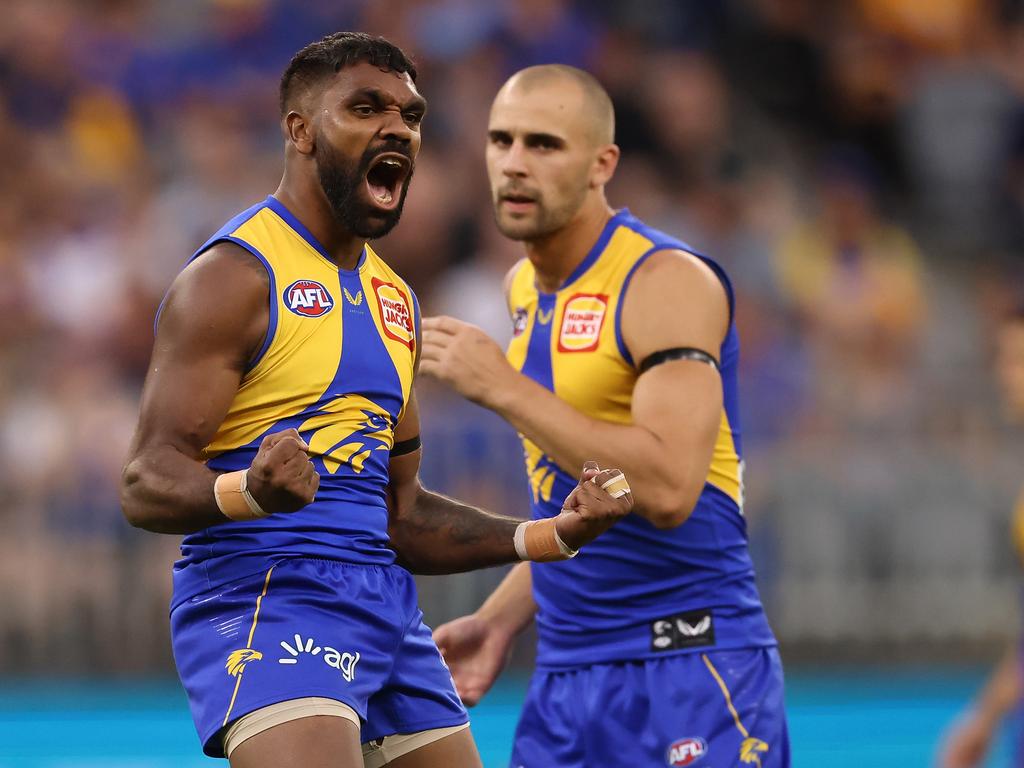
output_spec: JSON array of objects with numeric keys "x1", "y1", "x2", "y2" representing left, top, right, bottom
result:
[
  {"x1": 420, "y1": 316, "x2": 515, "y2": 407},
  {"x1": 939, "y1": 713, "x2": 994, "y2": 768},
  {"x1": 553, "y1": 461, "x2": 633, "y2": 551},
  {"x1": 246, "y1": 428, "x2": 319, "y2": 513},
  {"x1": 433, "y1": 614, "x2": 514, "y2": 707}
]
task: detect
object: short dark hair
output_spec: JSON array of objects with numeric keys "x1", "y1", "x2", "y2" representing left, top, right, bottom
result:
[{"x1": 280, "y1": 32, "x2": 417, "y2": 116}]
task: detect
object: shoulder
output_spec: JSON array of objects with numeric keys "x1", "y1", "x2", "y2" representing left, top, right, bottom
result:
[
  {"x1": 620, "y1": 248, "x2": 730, "y2": 363},
  {"x1": 503, "y1": 257, "x2": 530, "y2": 305},
  {"x1": 629, "y1": 249, "x2": 729, "y2": 309},
  {"x1": 158, "y1": 241, "x2": 270, "y2": 357}
]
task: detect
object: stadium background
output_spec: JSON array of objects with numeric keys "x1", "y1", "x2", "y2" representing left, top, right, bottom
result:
[{"x1": 1, "y1": 0, "x2": 1023, "y2": 765}]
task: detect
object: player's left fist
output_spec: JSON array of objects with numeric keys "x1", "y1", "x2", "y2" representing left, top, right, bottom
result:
[
  {"x1": 554, "y1": 462, "x2": 633, "y2": 551},
  {"x1": 420, "y1": 316, "x2": 515, "y2": 406}
]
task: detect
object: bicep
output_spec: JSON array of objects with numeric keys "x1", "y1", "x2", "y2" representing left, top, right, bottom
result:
[
  {"x1": 129, "y1": 244, "x2": 269, "y2": 461},
  {"x1": 622, "y1": 249, "x2": 728, "y2": 464}
]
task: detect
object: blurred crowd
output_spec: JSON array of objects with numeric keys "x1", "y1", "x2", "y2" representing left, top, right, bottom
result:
[{"x1": 1, "y1": 0, "x2": 1024, "y2": 673}]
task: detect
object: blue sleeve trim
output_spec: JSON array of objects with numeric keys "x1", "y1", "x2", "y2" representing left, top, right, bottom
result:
[{"x1": 614, "y1": 246, "x2": 662, "y2": 367}]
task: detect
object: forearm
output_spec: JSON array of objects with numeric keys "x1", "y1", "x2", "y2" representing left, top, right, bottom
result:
[
  {"x1": 477, "y1": 562, "x2": 536, "y2": 637},
  {"x1": 120, "y1": 446, "x2": 227, "y2": 534},
  {"x1": 972, "y1": 644, "x2": 1022, "y2": 728},
  {"x1": 490, "y1": 376, "x2": 702, "y2": 525},
  {"x1": 388, "y1": 487, "x2": 522, "y2": 575}
]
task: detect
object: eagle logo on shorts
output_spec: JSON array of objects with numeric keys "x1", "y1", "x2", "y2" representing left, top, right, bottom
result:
[
  {"x1": 225, "y1": 648, "x2": 263, "y2": 677},
  {"x1": 740, "y1": 737, "x2": 768, "y2": 765}
]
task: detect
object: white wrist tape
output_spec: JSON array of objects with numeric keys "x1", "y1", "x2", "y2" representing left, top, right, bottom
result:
[
  {"x1": 214, "y1": 470, "x2": 269, "y2": 521},
  {"x1": 514, "y1": 519, "x2": 578, "y2": 562}
]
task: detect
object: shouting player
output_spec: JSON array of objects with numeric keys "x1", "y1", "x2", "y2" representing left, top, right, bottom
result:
[
  {"x1": 119, "y1": 35, "x2": 631, "y2": 768},
  {"x1": 423, "y1": 65, "x2": 789, "y2": 767}
]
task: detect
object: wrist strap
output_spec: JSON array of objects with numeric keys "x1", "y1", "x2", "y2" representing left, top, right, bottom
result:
[
  {"x1": 514, "y1": 519, "x2": 578, "y2": 562},
  {"x1": 214, "y1": 470, "x2": 269, "y2": 521}
]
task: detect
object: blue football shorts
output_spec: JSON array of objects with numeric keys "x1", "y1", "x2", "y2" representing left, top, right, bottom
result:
[
  {"x1": 170, "y1": 558, "x2": 468, "y2": 757},
  {"x1": 511, "y1": 647, "x2": 789, "y2": 768}
]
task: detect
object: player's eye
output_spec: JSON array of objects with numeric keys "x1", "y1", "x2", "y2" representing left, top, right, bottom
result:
[
  {"x1": 403, "y1": 112, "x2": 423, "y2": 126},
  {"x1": 489, "y1": 132, "x2": 512, "y2": 148},
  {"x1": 352, "y1": 104, "x2": 375, "y2": 116}
]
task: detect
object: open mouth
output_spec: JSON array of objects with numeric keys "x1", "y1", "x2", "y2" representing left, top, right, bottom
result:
[{"x1": 365, "y1": 153, "x2": 410, "y2": 209}]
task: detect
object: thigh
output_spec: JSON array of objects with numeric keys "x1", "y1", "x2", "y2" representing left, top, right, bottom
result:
[
  {"x1": 229, "y1": 714, "x2": 362, "y2": 768},
  {"x1": 363, "y1": 725, "x2": 481, "y2": 768}
]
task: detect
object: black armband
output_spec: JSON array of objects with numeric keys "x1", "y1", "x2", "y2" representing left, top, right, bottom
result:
[
  {"x1": 638, "y1": 347, "x2": 719, "y2": 374},
  {"x1": 390, "y1": 435, "x2": 422, "y2": 457}
]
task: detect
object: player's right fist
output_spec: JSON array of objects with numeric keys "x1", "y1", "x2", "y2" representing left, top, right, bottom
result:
[{"x1": 246, "y1": 428, "x2": 320, "y2": 513}]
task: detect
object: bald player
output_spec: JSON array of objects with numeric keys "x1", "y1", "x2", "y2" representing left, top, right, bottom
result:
[{"x1": 423, "y1": 65, "x2": 790, "y2": 768}]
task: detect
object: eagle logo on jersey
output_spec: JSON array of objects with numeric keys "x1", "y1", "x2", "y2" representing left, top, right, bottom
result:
[
  {"x1": 225, "y1": 648, "x2": 263, "y2": 677},
  {"x1": 739, "y1": 738, "x2": 768, "y2": 765},
  {"x1": 299, "y1": 394, "x2": 394, "y2": 475},
  {"x1": 522, "y1": 438, "x2": 557, "y2": 504},
  {"x1": 372, "y1": 277, "x2": 414, "y2": 349},
  {"x1": 284, "y1": 279, "x2": 334, "y2": 317}
]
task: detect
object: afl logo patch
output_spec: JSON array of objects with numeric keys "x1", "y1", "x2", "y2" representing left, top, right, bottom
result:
[
  {"x1": 372, "y1": 277, "x2": 415, "y2": 349},
  {"x1": 558, "y1": 293, "x2": 608, "y2": 353},
  {"x1": 284, "y1": 279, "x2": 334, "y2": 317},
  {"x1": 667, "y1": 738, "x2": 707, "y2": 766},
  {"x1": 512, "y1": 307, "x2": 528, "y2": 337}
]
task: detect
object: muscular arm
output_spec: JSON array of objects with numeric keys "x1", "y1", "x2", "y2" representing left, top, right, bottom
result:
[
  {"x1": 385, "y1": 395, "x2": 522, "y2": 574},
  {"x1": 120, "y1": 242, "x2": 270, "y2": 533},
  {"x1": 388, "y1": 328, "x2": 630, "y2": 573},
  {"x1": 422, "y1": 250, "x2": 727, "y2": 529}
]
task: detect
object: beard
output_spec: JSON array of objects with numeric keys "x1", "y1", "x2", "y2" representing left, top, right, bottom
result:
[
  {"x1": 492, "y1": 184, "x2": 588, "y2": 242},
  {"x1": 316, "y1": 139, "x2": 414, "y2": 239}
]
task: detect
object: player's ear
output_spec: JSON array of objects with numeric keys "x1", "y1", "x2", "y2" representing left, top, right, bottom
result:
[
  {"x1": 285, "y1": 111, "x2": 315, "y2": 156},
  {"x1": 590, "y1": 143, "x2": 620, "y2": 189}
]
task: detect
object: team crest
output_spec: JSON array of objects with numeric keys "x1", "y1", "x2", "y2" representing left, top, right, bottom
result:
[
  {"x1": 225, "y1": 648, "x2": 263, "y2": 677},
  {"x1": 512, "y1": 307, "x2": 529, "y2": 337},
  {"x1": 667, "y1": 737, "x2": 707, "y2": 766},
  {"x1": 740, "y1": 738, "x2": 768, "y2": 764},
  {"x1": 372, "y1": 277, "x2": 414, "y2": 349},
  {"x1": 284, "y1": 279, "x2": 334, "y2": 317},
  {"x1": 558, "y1": 293, "x2": 608, "y2": 352}
]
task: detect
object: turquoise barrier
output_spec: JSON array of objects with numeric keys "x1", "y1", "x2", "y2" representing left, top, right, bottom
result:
[{"x1": 0, "y1": 670, "x2": 1014, "y2": 767}]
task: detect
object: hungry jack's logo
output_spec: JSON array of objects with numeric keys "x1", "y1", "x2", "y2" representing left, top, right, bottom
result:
[
  {"x1": 558, "y1": 293, "x2": 607, "y2": 352},
  {"x1": 372, "y1": 277, "x2": 414, "y2": 349}
]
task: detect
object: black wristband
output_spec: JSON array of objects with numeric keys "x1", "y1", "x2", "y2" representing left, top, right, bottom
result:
[
  {"x1": 390, "y1": 435, "x2": 422, "y2": 457},
  {"x1": 638, "y1": 347, "x2": 719, "y2": 374}
]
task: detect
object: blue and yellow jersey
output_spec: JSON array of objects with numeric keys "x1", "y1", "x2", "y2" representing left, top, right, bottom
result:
[
  {"x1": 170, "y1": 196, "x2": 418, "y2": 608},
  {"x1": 506, "y1": 209, "x2": 776, "y2": 668}
]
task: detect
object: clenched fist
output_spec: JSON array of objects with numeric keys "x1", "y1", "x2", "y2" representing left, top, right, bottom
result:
[
  {"x1": 553, "y1": 461, "x2": 633, "y2": 551},
  {"x1": 246, "y1": 428, "x2": 320, "y2": 514}
]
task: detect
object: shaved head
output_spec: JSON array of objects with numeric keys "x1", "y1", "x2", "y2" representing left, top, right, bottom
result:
[{"x1": 496, "y1": 64, "x2": 615, "y2": 146}]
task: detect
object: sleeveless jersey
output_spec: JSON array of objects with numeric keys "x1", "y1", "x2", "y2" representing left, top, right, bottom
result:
[
  {"x1": 169, "y1": 196, "x2": 418, "y2": 609},
  {"x1": 506, "y1": 208, "x2": 776, "y2": 669}
]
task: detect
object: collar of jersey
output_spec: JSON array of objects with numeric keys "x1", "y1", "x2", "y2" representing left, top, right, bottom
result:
[
  {"x1": 537, "y1": 207, "x2": 631, "y2": 295},
  {"x1": 265, "y1": 195, "x2": 367, "y2": 273}
]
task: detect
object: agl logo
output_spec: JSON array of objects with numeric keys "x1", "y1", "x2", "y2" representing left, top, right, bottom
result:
[
  {"x1": 667, "y1": 737, "x2": 707, "y2": 766},
  {"x1": 285, "y1": 279, "x2": 334, "y2": 317}
]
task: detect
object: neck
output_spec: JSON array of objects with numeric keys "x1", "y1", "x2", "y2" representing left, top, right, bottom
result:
[
  {"x1": 524, "y1": 200, "x2": 616, "y2": 293},
  {"x1": 274, "y1": 169, "x2": 365, "y2": 270}
]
